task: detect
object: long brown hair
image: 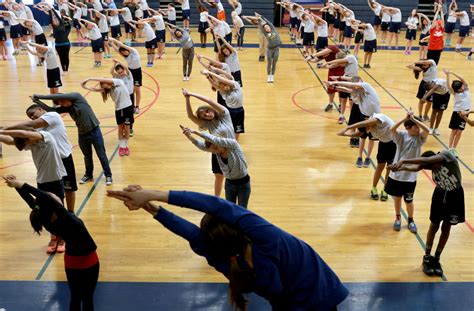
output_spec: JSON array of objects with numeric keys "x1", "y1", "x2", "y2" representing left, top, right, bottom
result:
[
  {"x1": 30, "y1": 207, "x2": 43, "y2": 234},
  {"x1": 100, "y1": 82, "x2": 113, "y2": 102},
  {"x1": 200, "y1": 214, "x2": 255, "y2": 311}
]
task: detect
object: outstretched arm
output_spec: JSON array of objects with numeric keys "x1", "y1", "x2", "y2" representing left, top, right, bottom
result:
[
  {"x1": 0, "y1": 129, "x2": 43, "y2": 141},
  {"x1": 80, "y1": 78, "x2": 107, "y2": 92}
]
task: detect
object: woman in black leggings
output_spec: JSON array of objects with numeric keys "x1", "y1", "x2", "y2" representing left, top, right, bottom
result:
[
  {"x1": 50, "y1": 7, "x2": 71, "y2": 73},
  {"x1": 3, "y1": 175, "x2": 99, "y2": 311}
]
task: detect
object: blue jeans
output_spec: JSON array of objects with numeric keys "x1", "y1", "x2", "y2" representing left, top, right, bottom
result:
[
  {"x1": 78, "y1": 126, "x2": 112, "y2": 178},
  {"x1": 225, "y1": 179, "x2": 251, "y2": 208}
]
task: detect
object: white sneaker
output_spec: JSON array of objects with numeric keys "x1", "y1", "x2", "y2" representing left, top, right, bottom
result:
[
  {"x1": 434, "y1": 128, "x2": 440, "y2": 136},
  {"x1": 186, "y1": 76, "x2": 190, "y2": 81},
  {"x1": 429, "y1": 128, "x2": 434, "y2": 135},
  {"x1": 183, "y1": 76, "x2": 187, "y2": 81},
  {"x1": 267, "y1": 75, "x2": 272, "y2": 83}
]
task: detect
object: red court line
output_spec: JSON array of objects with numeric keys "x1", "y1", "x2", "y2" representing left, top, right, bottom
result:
[
  {"x1": 0, "y1": 72, "x2": 160, "y2": 170},
  {"x1": 291, "y1": 85, "x2": 339, "y2": 121}
]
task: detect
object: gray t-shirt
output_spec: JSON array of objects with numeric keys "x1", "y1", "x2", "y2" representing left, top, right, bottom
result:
[
  {"x1": 389, "y1": 131, "x2": 426, "y2": 182},
  {"x1": 204, "y1": 107, "x2": 235, "y2": 139},
  {"x1": 221, "y1": 82, "x2": 243, "y2": 109},
  {"x1": 344, "y1": 55, "x2": 358, "y2": 77},
  {"x1": 432, "y1": 151, "x2": 462, "y2": 191},
  {"x1": 178, "y1": 31, "x2": 194, "y2": 50},
  {"x1": 225, "y1": 52, "x2": 240, "y2": 73},
  {"x1": 368, "y1": 113, "x2": 394, "y2": 143},
  {"x1": 25, "y1": 131, "x2": 67, "y2": 183},
  {"x1": 111, "y1": 79, "x2": 133, "y2": 110},
  {"x1": 40, "y1": 111, "x2": 72, "y2": 158}
]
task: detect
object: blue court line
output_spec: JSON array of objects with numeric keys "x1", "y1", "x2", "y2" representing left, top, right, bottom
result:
[
  {"x1": 35, "y1": 144, "x2": 120, "y2": 281},
  {"x1": 297, "y1": 46, "x2": 448, "y2": 281}
]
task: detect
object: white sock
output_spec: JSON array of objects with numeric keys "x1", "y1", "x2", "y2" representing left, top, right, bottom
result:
[
  {"x1": 456, "y1": 44, "x2": 461, "y2": 49},
  {"x1": 124, "y1": 139, "x2": 129, "y2": 147}
]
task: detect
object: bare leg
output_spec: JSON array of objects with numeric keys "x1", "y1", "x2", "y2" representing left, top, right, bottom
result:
[
  {"x1": 65, "y1": 191, "x2": 76, "y2": 212},
  {"x1": 214, "y1": 173, "x2": 225, "y2": 197},
  {"x1": 372, "y1": 162, "x2": 386, "y2": 188}
]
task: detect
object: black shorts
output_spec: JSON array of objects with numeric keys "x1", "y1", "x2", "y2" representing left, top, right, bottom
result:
[
  {"x1": 364, "y1": 39, "x2": 377, "y2": 52},
  {"x1": 61, "y1": 154, "x2": 78, "y2": 192},
  {"x1": 73, "y1": 18, "x2": 81, "y2": 29},
  {"x1": 155, "y1": 29, "x2": 166, "y2": 43},
  {"x1": 115, "y1": 105, "x2": 134, "y2": 125},
  {"x1": 211, "y1": 153, "x2": 222, "y2": 174},
  {"x1": 348, "y1": 104, "x2": 373, "y2": 139},
  {"x1": 124, "y1": 22, "x2": 134, "y2": 33},
  {"x1": 444, "y1": 22, "x2": 456, "y2": 34},
  {"x1": 228, "y1": 107, "x2": 245, "y2": 133},
  {"x1": 129, "y1": 93, "x2": 135, "y2": 108},
  {"x1": 338, "y1": 21, "x2": 345, "y2": 31},
  {"x1": 316, "y1": 36, "x2": 328, "y2": 50},
  {"x1": 376, "y1": 140, "x2": 396, "y2": 164},
  {"x1": 198, "y1": 21, "x2": 209, "y2": 34},
  {"x1": 354, "y1": 31, "x2": 364, "y2": 44},
  {"x1": 0, "y1": 28, "x2": 6, "y2": 41},
  {"x1": 91, "y1": 38, "x2": 104, "y2": 53},
  {"x1": 111, "y1": 25, "x2": 122, "y2": 38},
  {"x1": 381, "y1": 22, "x2": 389, "y2": 31},
  {"x1": 129, "y1": 67, "x2": 142, "y2": 86},
  {"x1": 405, "y1": 29, "x2": 417, "y2": 40},
  {"x1": 225, "y1": 33, "x2": 232, "y2": 44},
  {"x1": 373, "y1": 15, "x2": 381, "y2": 26},
  {"x1": 326, "y1": 14, "x2": 335, "y2": 25},
  {"x1": 430, "y1": 186, "x2": 465, "y2": 225},
  {"x1": 182, "y1": 9, "x2": 191, "y2": 20},
  {"x1": 432, "y1": 92, "x2": 450, "y2": 110},
  {"x1": 47, "y1": 68, "x2": 62, "y2": 88},
  {"x1": 339, "y1": 91, "x2": 351, "y2": 99},
  {"x1": 10, "y1": 24, "x2": 22, "y2": 39},
  {"x1": 419, "y1": 33, "x2": 429, "y2": 46},
  {"x1": 459, "y1": 25, "x2": 470, "y2": 37},
  {"x1": 35, "y1": 33, "x2": 47, "y2": 45},
  {"x1": 343, "y1": 25, "x2": 353, "y2": 38},
  {"x1": 290, "y1": 17, "x2": 299, "y2": 29},
  {"x1": 384, "y1": 177, "x2": 416, "y2": 203},
  {"x1": 21, "y1": 25, "x2": 30, "y2": 36},
  {"x1": 145, "y1": 38, "x2": 157, "y2": 49},
  {"x1": 334, "y1": 18, "x2": 340, "y2": 29},
  {"x1": 168, "y1": 19, "x2": 176, "y2": 26},
  {"x1": 101, "y1": 32, "x2": 109, "y2": 41},
  {"x1": 448, "y1": 111, "x2": 467, "y2": 130},
  {"x1": 416, "y1": 80, "x2": 433, "y2": 101},
  {"x1": 389, "y1": 22, "x2": 401, "y2": 33},
  {"x1": 37, "y1": 179, "x2": 65, "y2": 202}
]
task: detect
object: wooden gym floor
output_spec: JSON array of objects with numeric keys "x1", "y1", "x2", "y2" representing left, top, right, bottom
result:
[{"x1": 0, "y1": 28, "x2": 473, "y2": 310}]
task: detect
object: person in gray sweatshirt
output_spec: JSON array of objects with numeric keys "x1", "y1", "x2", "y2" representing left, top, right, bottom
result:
[
  {"x1": 180, "y1": 125, "x2": 251, "y2": 208},
  {"x1": 255, "y1": 13, "x2": 282, "y2": 83},
  {"x1": 166, "y1": 22, "x2": 194, "y2": 81}
]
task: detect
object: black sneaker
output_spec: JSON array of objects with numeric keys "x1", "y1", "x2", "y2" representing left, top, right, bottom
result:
[
  {"x1": 324, "y1": 103, "x2": 334, "y2": 112},
  {"x1": 422, "y1": 255, "x2": 434, "y2": 276},
  {"x1": 105, "y1": 176, "x2": 113, "y2": 186},
  {"x1": 79, "y1": 175, "x2": 93, "y2": 184},
  {"x1": 258, "y1": 55, "x2": 265, "y2": 62},
  {"x1": 431, "y1": 257, "x2": 443, "y2": 276}
]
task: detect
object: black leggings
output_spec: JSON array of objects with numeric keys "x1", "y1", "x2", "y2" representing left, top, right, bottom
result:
[
  {"x1": 65, "y1": 262, "x2": 100, "y2": 311},
  {"x1": 427, "y1": 49, "x2": 442, "y2": 65},
  {"x1": 55, "y1": 44, "x2": 71, "y2": 72}
]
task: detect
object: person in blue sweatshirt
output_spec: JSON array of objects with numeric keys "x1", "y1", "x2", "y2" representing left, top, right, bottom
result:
[{"x1": 107, "y1": 186, "x2": 349, "y2": 310}]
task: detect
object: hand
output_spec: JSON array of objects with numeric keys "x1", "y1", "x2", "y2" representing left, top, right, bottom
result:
[
  {"x1": 388, "y1": 162, "x2": 402, "y2": 171},
  {"x1": 443, "y1": 68, "x2": 450, "y2": 74},
  {"x1": 107, "y1": 188, "x2": 155, "y2": 210},
  {"x1": 181, "y1": 88, "x2": 190, "y2": 97},
  {"x1": 337, "y1": 128, "x2": 347, "y2": 136},
  {"x1": 179, "y1": 125, "x2": 192, "y2": 137},
  {"x1": 2, "y1": 175, "x2": 24, "y2": 188},
  {"x1": 196, "y1": 54, "x2": 201, "y2": 60},
  {"x1": 200, "y1": 69, "x2": 209, "y2": 75},
  {"x1": 112, "y1": 58, "x2": 120, "y2": 63}
]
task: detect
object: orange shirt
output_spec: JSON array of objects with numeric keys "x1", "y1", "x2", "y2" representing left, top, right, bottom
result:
[{"x1": 428, "y1": 22, "x2": 444, "y2": 50}]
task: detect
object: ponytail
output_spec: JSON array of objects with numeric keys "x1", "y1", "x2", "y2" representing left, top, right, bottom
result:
[
  {"x1": 228, "y1": 256, "x2": 254, "y2": 311},
  {"x1": 413, "y1": 69, "x2": 420, "y2": 79},
  {"x1": 30, "y1": 207, "x2": 43, "y2": 235}
]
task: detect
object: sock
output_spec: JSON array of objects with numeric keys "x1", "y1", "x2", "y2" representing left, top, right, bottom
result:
[
  {"x1": 396, "y1": 214, "x2": 401, "y2": 220},
  {"x1": 372, "y1": 186, "x2": 377, "y2": 192},
  {"x1": 425, "y1": 246, "x2": 431, "y2": 256},
  {"x1": 119, "y1": 140, "x2": 125, "y2": 148},
  {"x1": 469, "y1": 51, "x2": 473, "y2": 56},
  {"x1": 408, "y1": 217, "x2": 414, "y2": 224},
  {"x1": 124, "y1": 139, "x2": 129, "y2": 147},
  {"x1": 456, "y1": 44, "x2": 461, "y2": 49},
  {"x1": 434, "y1": 249, "x2": 442, "y2": 259}
]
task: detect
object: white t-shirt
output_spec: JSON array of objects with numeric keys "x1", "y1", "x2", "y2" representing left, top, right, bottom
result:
[
  {"x1": 40, "y1": 111, "x2": 72, "y2": 158},
  {"x1": 406, "y1": 16, "x2": 418, "y2": 30},
  {"x1": 181, "y1": 0, "x2": 190, "y2": 10},
  {"x1": 453, "y1": 89, "x2": 472, "y2": 111},
  {"x1": 98, "y1": 15, "x2": 108, "y2": 33},
  {"x1": 345, "y1": 10, "x2": 354, "y2": 26},
  {"x1": 44, "y1": 47, "x2": 59, "y2": 69},
  {"x1": 121, "y1": 7, "x2": 133, "y2": 22},
  {"x1": 135, "y1": 8, "x2": 143, "y2": 19},
  {"x1": 374, "y1": 3, "x2": 382, "y2": 16},
  {"x1": 82, "y1": 6, "x2": 88, "y2": 16},
  {"x1": 139, "y1": 0, "x2": 149, "y2": 11},
  {"x1": 433, "y1": 78, "x2": 449, "y2": 95},
  {"x1": 422, "y1": 60, "x2": 437, "y2": 82},
  {"x1": 460, "y1": 11, "x2": 470, "y2": 26},
  {"x1": 216, "y1": 1, "x2": 224, "y2": 12},
  {"x1": 6, "y1": 12, "x2": 19, "y2": 26},
  {"x1": 24, "y1": 5, "x2": 34, "y2": 19},
  {"x1": 369, "y1": 113, "x2": 395, "y2": 143},
  {"x1": 143, "y1": 23, "x2": 156, "y2": 41},
  {"x1": 220, "y1": 62, "x2": 231, "y2": 74},
  {"x1": 109, "y1": 14, "x2": 120, "y2": 26},
  {"x1": 447, "y1": 10, "x2": 457, "y2": 23},
  {"x1": 111, "y1": 79, "x2": 133, "y2": 110},
  {"x1": 381, "y1": 12, "x2": 391, "y2": 23},
  {"x1": 168, "y1": 7, "x2": 176, "y2": 20},
  {"x1": 73, "y1": 7, "x2": 82, "y2": 19},
  {"x1": 31, "y1": 20, "x2": 44, "y2": 35},
  {"x1": 363, "y1": 24, "x2": 376, "y2": 41},
  {"x1": 125, "y1": 48, "x2": 141, "y2": 69},
  {"x1": 389, "y1": 131, "x2": 426, "y2": 182},
  {"x1": 344, "y1": 55, "x2": 358, "y2": 77},
  {"x1": 58, "y1": 3, "x2": 69, "y2": 14},
  {"x1": 214, "y1": 21, "x2": 231, "y2": 37},
  {"x1": 234, "y1": 15, "x2": 244, "y2": 28},
  {"x1": 154, "y1": 15, "x2": 165, "y2": 30},
  {"x1": 89, "y1": 24, "x2": 102, "y2": 40},
  {"x1": 303, "y1": 19, "x2": 315, "y2": 33},
  {"x1": 221, "y1": 82, "x2": 243, "y2": 109},
  {"x1": 119, "y1": 71, "x2": 134, "y2": 94},
  {"x1": 92, "y1": 0, "x2": 103, "y2": 11},
  {"x1": 225, "y1": 52, "x2": 240, "y2": 72},
  {"x1": 199, "y1": 12, "x2": 208, "y2": 22},
  {"x1": 358, "y1": 83, "x2": 381, "y2": 116},
  {"x1": 317, "y1": 22, "x2": 328, "y2": 37},
  {"x1": 234, "y1": 2, "x2": 242, "y2": 15},
  {"x1": 289, "y1": 8, "x2": 297, "y2": 18},
  {"x1": 391, "y1": 10, "x2": 402, "y2": 23}
]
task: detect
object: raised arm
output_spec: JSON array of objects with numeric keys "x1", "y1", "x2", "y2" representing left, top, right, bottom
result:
[
  {"x1": 446, "y1": 70, "x2": 468, "y2": 89},
  {"x1": 186, "y1": 89, "x2": 226, "y2": 115},
  {"x1": 182, "y1": 89, "x2": 205, "y2": 127},
  {"x1": 80, "y1": 78, "x2": 110, "y2": 92},
  {"x1": 0, "y1": 129, "x2": 43, "y2": 140},
  {"x1": 0, "y1": 134, "x2": 15, "y2": 145},
  {"x1": 202, "y1": 70, "x2": 235, "y2": 86},
  {"x1": 109, "y1": 37, "x2": 134, "y2": 51}
]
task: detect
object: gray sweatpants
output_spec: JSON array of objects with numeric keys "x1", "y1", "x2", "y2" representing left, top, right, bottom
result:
[
  {"x1": 267, "y1": 46, "x2": 279, "y2": 75},
  {"x1": 182, "y1": 47, "x2": 194, "y2": 77}
]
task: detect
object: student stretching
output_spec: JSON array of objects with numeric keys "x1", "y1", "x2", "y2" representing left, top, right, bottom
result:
[
  {"x1": 22, "y1": 42, "x2": 62, "y2": 93},
  {"x1": 182, "y1": 89, "x2": 235, "y2": 198},
  {"x1": 181, "y1": 125, "x2": 251, "y2": 207},
  {"x1": 367, "y1": 0, "x2": 382, "y2": 34},
  {"x1": 215, "y1": 34, "x2": 243, "y2": 86},
  {"x1": 418, "y1": 13, "x2": 431, "y2": 60},
  {"x1": 444, "y1": 0, "x2": 457, "y2": 47},
  {"x1": 422, "y1": 77, "x2": 451, "y2": 135},
  {"x1": 81, "y1": 78, "x2": 134, "y2": 157},
  {"x1": 166, "y1": 22, "x2": 195, "y2": 81},
  {"x1": 79, "y1": 18, "x2": 104, "y2": 67},
  {"x1": 90, "y1": 9, "x2": 112, "y2": 58},
  {"x1": 407, "y1": 59, "x2": 438, "y2": 122},
  {"x1": 3, "y1": 176, "x2": 99, "y2": 309},
  {"x1": 256, "y1": 13, "x2": 281, "y2": 83},
  {"x1": 130, "y1": 19, "x2": 157, "y2": 67},
  {"x1": 107, "y1": 186, "x2": 349, "y2": 310},
  {"x1": 404, "y1": 9, "x2": 419, "y2": 55},
  {"x1": 231, "y1": 11, "x2": 245, "y2": 50},
  {"x1": 147, "y1": 8, "x2": 167, "y2": 59},
  {"x1": 110, "y1": 59, "x2": 136, "y2": 136},
  {"x1": 389, "y1": 150, "x2": 465, "y2": 277}
]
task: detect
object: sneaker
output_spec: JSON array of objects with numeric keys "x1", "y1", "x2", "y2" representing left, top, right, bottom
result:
[
  {"x1": 56, "y1": 239, "x2": 66, "y2": 253},
  {"x1": 370, "y1": 188, "x2": 379, "y2": 200},
  {"x1": 337, "y1": 116, "x2": 344, "y2": 124},
  {"x1": 404, "y1": 50, "x2": 409, "y2": 55},
  {"x1": 183, "y1": 76, "x2": 187, "y2": 81},
  {"x1": 423, "y1": 115, "x2": 430, "y2": 122},
  {"x1": 105, "y1": 176, "x2": 113, "y2": 186},
  {"x1": 130, "y1": 128, "x2": 134, "y2": 137},
  {"x1": 147, "y1": 62, "x2": 153, "y2": 67},
  {"x1": 393, "y1": 219, "x2": 401, "y2": 231},
  {"x1": 422, "y1": 255, "x2": 435, "y2": 276},
  {"x1": 267, "y1": 75, "x2": 272, "y2": 83},
  {"x1": 468, "y1": 55, "x2": 472, "y2": 61},
  {"x1": 363, "y1": 158, "x2": 371, "y2": 168},
  {"x1": 270, "y1": 75, "x2": 274, "y2": 82},
  {"x1": 134, "y1": 107, "x2": 140, "y2": 114},
  {"x1": 433, "y1": 128, "x2": 440, "y2": 136},
  {"x1": 46, "y1": 237, "x2": 59, "y2": 254},
  {"x1": 324, "y1": 103, "x2": 334, "y2": 112},
  {"x1": 366, "y1": 64, "x2": 371, "y2": 69},
  {"x1": 380, "y1": 190, "x2": 388, "y2": 201},
  {"x1": 119, "y1": 147, "x2": 125, "y2": 157},
  {"x1": 124, "y1": 147, "x2": 130, "y2": 156},
  {"x1": 408, "y1": 222, "x2": 417, "y2": 233},
  {"x1": 258, "y1": 55, "x2": 265, "y2": 62},
  {"x1": 429, "y1": 128, "x2": 434, "y2": 135},
  {"x1": 79, "y1": 175, "x2": 93, "y2": 184},
  {"x1": 356, "y1": 157, "x2": 363, "y2": 168},
  {"x1": 431, "y1": 257, "x2": 443, "y2": 276}
]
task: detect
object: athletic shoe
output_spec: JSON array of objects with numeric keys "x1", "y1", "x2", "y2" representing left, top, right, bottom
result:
[
  {"x1": 433, "y1": 128, "x2": 440, "y2": 136},
  {"x1": 186, "y1": 76, "x2": 190, "y2": 81},
  {"x1": 129, "y1": 128, "x2": 134, "y2": 137},
  {"x1": 270, "y1": 75, "x2": 274, "y2": 82},
  {"x1": 201, "y1": 43, "x2": 206, "y2": 48},
  {"x1": 380, "y1": 190, "x2": 388, "y2": 201},
  {"x1": 56, "y1": 239, "x2": 66, "y2": 253},
  {"x1": 431, "y1": 257, "x2": 443, "y2": 276},
  {"x1": 119, "y1": 147, "x2": 125, "y2": 157},
  {"x1": 468, "y1": 55, "x2": 472, "y2": 61},
  {"x1": 429, "y1": 128, "x2": 434, "y2": 135},
  {"x1": 363, "y1": 157, "x2": 371, "y2": 168},
  {"x1": 404, "y1": 50, "x2": 409, "y2": 55},
  {"x1": 408, "y1": 222, "x2": 417, "y2": 233},
  {"x1": 46, "y1": 237, "x2": 59, "y2": 254},
  {"x1": 147, "y1": 62, "x2": 153, "y2": 67},
  {"x1": 134, "y1": 107, "x2": 140, "y2": 114},
  {"x1": 393, "y1": 219, "x2": 401, "y2": 231},
  {"x1": 324, "y1": 103, "x2": 333, "y2": 112},
  {"x1": 79, "y1": 175, "x2": 93, "y2": 184},
  {"x1": 337, "y1": 116, "x2": 344, "y2": 124},
  {"x1": 258, "y1": 55, "x2": 265, "y2": 62},
  {"x1": 370, "y1": 188, "x2": 379, "y2": 200},
  {"x1": 105, "y1": 176, "x2": 113, "y2": 186},
  {"x1": 366, "y1": 64, "x2": 371, "y2": 68},
  {"x1": 267, "y1": 75, "x2": 272, "y2": 83},
  {"x1": 423, "y1": 115, "x2": 430, "y2": 122},
  {"x1": 422, "y1": 255, "x2": 435, "y2": 276},
  {"x1": 124, "y1": 147, "x2": 130, "y2": 156},
  {"x1": 449, "y1": 148, "x2": 459, "y2": 158},
  {"x1": 363, "y1": 64, "x2": 368, "y2": 68},
  {"x1": 356, "y1": 157, "x2": 363, "y2": 168}
]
